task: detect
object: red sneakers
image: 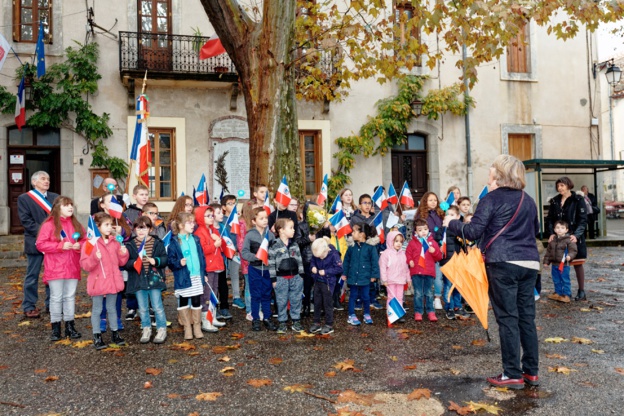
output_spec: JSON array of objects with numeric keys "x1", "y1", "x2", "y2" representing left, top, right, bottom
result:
[
  {"x1": 414, "y1": 313, "x2": 423, "y2": 321},
  {"x1": 427, "y1": 312, "x2": 438, "y2": 322},
  {"x1": 487, "y1": 374, "x2": 525, "y2": 389},
  {"x1": 523, "y1": 373, "x2": 540, "y2": 386}
]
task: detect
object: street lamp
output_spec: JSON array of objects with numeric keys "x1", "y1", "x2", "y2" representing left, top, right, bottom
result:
[{"x1": 594, "y1": 59, "x2": 622, "y2": 160}]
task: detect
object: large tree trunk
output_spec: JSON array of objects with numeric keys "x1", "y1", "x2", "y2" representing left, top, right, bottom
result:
[{"x1": 199, "y1": 0, "x2": 303, "y2": 199}]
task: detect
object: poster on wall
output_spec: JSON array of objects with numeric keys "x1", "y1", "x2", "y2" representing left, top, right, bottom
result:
[{"x1": 210, "y1": 117, "x2": 251, "y2": 200}]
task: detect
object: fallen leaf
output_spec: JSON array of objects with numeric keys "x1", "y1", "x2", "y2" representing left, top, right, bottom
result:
[
  {"x1": 55, "y1": 339, "x2": 72, "y2": 346},
  {"x1": 212, "y1": 346, "x2": 228, "y2": 354},
  {"x1": 548, "y1": 366, "x2": 577, "y2": 375},
  {"x1": 335, "y1": 359, "x2": 356, "y2": 371},
  {"x1": 545, "y1": 353, "x2": 566, "y2": 359},
  {"x1": 313, "y1": 346, "x2": 324, "y2": 351},
  {"x1": 247, "y1": 378, "x2": 272, "y2": 387},
  {"x1": 268, "y1": 357, "x2": 283, "y2": 365},
  {"x1": 278, "y1": 335, "x2": 290, "y2": 341},
  {"x1": 187, "y1": 351, "x2": 200, "y2": 356},
  {"x1": 615, "y1": 368, "x2": 624, "y2": 375},
  {"x1": 170, "y1": 342, "x2": 196, "y2": 351},
  {"x1": 571, "y1": 337, "x2": 593, "y2": 345},
  {"x1": 146, "y1": 368, "x2": 163, "y2": 376},
  {"x1": 220, "y1": 367, "x2": 235, "y2": 376},
  {"x1": 403, "y1": 365, "x2": 417, "y2": 370},
  {"x1": 579, "y1": 308, "x2": 592, "y2": 312},
  {"x1": 283, "y1": 383, "x2": 313, "y2": 393},
  {"x1": 74, "y1": 311, "x2": 92, "y2": 318},
  {"x1": 188, "y1": 412, "x2": 200, "y2": 416},
  {"x1": 389, "y1": 356, "x2": 398, "y2": 361},
  {"x1": 196, "y1": 392, "x2": 222, "y2": 401},
  {"x1": 295, "y1": 331, "x2": 315, "y2": 338},
  {"x1": 180, "y1": 374, "x2": 194, "y2": 380},
  {"x1": 230, "y1": 332, "x2": 245, "y2": 340},
  {"x1": 544, "y1": 337, "x2": 568, "y2": 343},
  {"x1": 226, "y1": 344, "x2": 241, "y2": 350},
  {"x1": 72, "y1": 340, "x2": 93, "y2": 348},
  {"x1": 591, "y1": 349, "x2": 605, "y2": 354},
  {"x1": 0, "y1": 366, "x2": 8, "y2": 370},
  {"x1": 471, "y1": 339, "x2": 486, "y2": 346},
  {"x1": 168, "y1": 359, "x2": 178, "y2": 364},
  {"x1": 452, "y1": 345, "x2": 463, "y2": 350},
  {"x1": 336, "y1": 390, "x2": 382, "y2": 406},
  {"x1": 143, "y1": 381, "x2": 153, "y2": 389},
  {"x1": 18, "y1": 321, "x2": 31, "y2": 326},
  {"x1": 44, "y1": 376, "x2": 59, "y2": 382},
  {"x1": 34, "y1": 369, "x2": 47, "y2": 374},
  {"x1": 218, "y1": 356, "x2": 231, "y2": 362},
  {"x1": 450, "y1": 368, "x2": 461, "y2": 375},
  {"x1": 167, "y1": 393, "x2": 181, "y2": 399},
  {"x1": 448, "y1": 400, "x2": 473, "y2": 416},
  {"x1": 325, "y1": 371, "x2": 337, "y2": 377},
  {"x1": 407, "y1": 388, "x2": 431, "y2": 400},
  {"x1": 467, "y1": 401, "x2": 503, "y2": 415}
]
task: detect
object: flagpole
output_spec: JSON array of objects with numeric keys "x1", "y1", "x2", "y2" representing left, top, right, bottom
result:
[{"x1": 125, "y1": 71, "x2": 149, "y2": 193}]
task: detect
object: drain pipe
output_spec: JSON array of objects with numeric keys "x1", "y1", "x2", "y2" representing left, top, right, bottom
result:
[{"x1": 462, "y1": 36, "x2": 473, "y2": 199}]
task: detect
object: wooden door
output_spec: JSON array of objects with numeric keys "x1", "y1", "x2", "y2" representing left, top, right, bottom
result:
[
  {"x1": 508, "y1": 133, "x2": 533, "y2": 161},
  {"x1": 391, "y1": 151, "x2": 427, "y2": 201},
  {"x1": 299, "y1": 130, "x2": 322, "y2": 200},
  {"x1": 138, "y1": 0, "x2": 172, "y2": 71}
]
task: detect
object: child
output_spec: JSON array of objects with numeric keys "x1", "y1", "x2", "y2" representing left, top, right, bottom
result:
[
  {"x1": 415, "y1": 192, "x2": 445, "y2": 310},
  {"x1": 440, "y1": 207, "x2": 469, "y2": 320},
  {"x1": 543, "y1": 220, "x2": 578, "y2": 303},
  {"x1": 457, "y1": 197, "x2": 472, "y2": 220},
  {"x1": 167, "y1": 212, "x2": 207, "y2": 340},
  {"x1": 341, "y1": 223, "x2": 380, "y2": 325},
  {"x1": 317, "y1": 223, "x2": 348, "y2": 310},
  {"x1": 80, "y1": 213, "x2": 129, "y2": 350},
  {"x1": 242, "y1": 184, "x2": 270, "y2": 226},
  {"x1": 220, "y1": 195, "x2": 242, "y2": 319},
  {"x1": 125, "y1": 184, "x2": 150, "y2": 224},
  {"x1": 241, "y1": 207, "x2": 276, "y2": 331},
  {"x1": 269, "y1": 218, "x2": 305, "y2": 333},
  {"x1": 36, "y1": 196, "x2": 86, "y2": 341},
  {"x1": 143, "y1": 202, "x2": 167, "y2": 239},
  {"x1": 310, "y1": 238, "x2": 343, "y2": 334},
  {"x1": 124, "y1": 216, "x2": 168, "y2": 344},
  {"x1": 194, "y1": 205, "x2": 225, "y2": 332},
  {"x1": 379, "y1": 230, "x2": 411, "y2": 325},
  {"x1": 268, "y1": 197, "x2": 299, "y2": 235},
  {"x1": 167, "y1": 196, "x2": 194, "y2": 232},
  {"x1": 406, "y1": 219, "x2": 443, "y2": 322}
]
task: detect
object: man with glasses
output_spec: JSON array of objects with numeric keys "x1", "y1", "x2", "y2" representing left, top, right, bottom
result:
[{"x1": 90, "y1": 178, "x2": 123, "y2": 215}]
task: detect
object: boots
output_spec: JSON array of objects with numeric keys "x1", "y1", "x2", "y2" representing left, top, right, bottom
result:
[
  {"x1": 93, "y1": 333, "x2": 107, "y2": 350},
  {"x1": 575, "y1": 290, "x2": 587, "y2": 301},
  {"x1": 50, "y1": 322, "x2": 62, "y2": 342},
  {"x1": 64, "y1": 320, "x2": 82, "y2": 339},
  {"x1": 178, "y1": 308, "x2": 193, "y2": 340},
  {"x1": 212, "y1": 312, "x2": 226, "y2": 327},
  {"x1": 201, "y1": 311, "x2": 218, "y2": 333},
  {"x1": 191, "y1": 308, "x2": 204, "y2": 339},
  {"x1": 111, "y1": 331, "x2": 126, "y2": 346}
]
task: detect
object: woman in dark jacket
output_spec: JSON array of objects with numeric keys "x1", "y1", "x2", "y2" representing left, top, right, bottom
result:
[
  {"x1": 444, "y1": 155, "x2": 540, "y2": 390},
  {"x1": 546, "y1": 177, "x2": 588, "y2": 301}
]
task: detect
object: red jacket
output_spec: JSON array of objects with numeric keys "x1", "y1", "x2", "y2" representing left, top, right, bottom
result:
[
  {"x1": 36, "y1": 217, "x2": 86, "y2": 284},
  {"x1": 405, "y1": 234, "x2": 442, "y2": 276},
  {"x1": 194, "y1": 206, "x2": 225, "y2": 272},
  {"x1": 80, "y1": 237, "x2": 129, "y2": 296}
]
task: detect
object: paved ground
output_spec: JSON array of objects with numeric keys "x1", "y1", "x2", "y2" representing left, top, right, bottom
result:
[{"x1": 0, "y1": 243, "x2": 623, "y2": 415}]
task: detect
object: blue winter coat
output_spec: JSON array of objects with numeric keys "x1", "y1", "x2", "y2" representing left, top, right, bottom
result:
[
  {"x1": 310, "y1": 245, "x2": 343, "y2": 289},
  {"x1": 167, "y1": 234, "x2": 207, "y2": 290},
  {"x1": 342, "y1": 242, "x2": 380, "y2": 286}
]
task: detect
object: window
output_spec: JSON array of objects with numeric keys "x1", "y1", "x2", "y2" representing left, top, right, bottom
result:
[
  {"x1": 13, "y1": 0, "x2": 53, "y2": 43},
  {"x1": 8, "y1": 126, "x2": 60, "y2": 146},
  {"x1": 507, "y1": 22, "x2": 530, "y2": 73},
  {"x1": 394, "y1": 1, "x2": 421, "y2": 67},
  {"x1": 299, "y1": 130, "x2": 322, "y2": 199},
  {"x1": 508, "y1": 133, "x2": 533, "y2": 161},
  {"x1": 148, "y1": 128, "x2": 176, "y2": 200}
]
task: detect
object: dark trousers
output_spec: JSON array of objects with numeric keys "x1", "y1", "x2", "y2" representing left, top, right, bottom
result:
[
  {"x1": 369, "y1": 280, "x2": 379, "y2": 303},
  {"x1": 302, "y1": 264, "x2": 313, "y2": 310},
  {"x1": 587, "y1": 214, "x2": 596, "y2": 239},
  {"x1": 23, "y1": 253, "x2": 49, "y2": 312},
  {"x1": 348, "y1": 284, "x2": 370, "y2": 315},
  {"x1": 313, "y1": 281, "x2": 334, "y2": 326},
  {"x1": 218, "y1": 269, "x2": 229, "y2": 310},
  {"x1": 486, "y1": 262, "x2": 539, "y2": 379},
  {"x1": 333, "y1": 277, "x2": 343, "y2": 306},
  {"x1": 248, "y1": 266, "x2": 272, "y2": 320},
  {"x1": 179, "y1": 294, "x2": 201, "y2": 308}
]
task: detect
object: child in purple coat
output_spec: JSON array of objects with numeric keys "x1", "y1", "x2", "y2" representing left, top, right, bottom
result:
[{"x1": 309, "y1": 238, "x2": 343, "y2": 335}]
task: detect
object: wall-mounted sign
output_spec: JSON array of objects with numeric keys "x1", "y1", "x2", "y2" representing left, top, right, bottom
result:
[{"x1": 10, "y1": 154, "x2": 24, "y2": 164}]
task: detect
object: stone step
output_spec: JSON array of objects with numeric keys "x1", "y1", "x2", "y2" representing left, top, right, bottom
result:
[{"x1": 0, "y1": 259, "x2": 27, "y2": 268}]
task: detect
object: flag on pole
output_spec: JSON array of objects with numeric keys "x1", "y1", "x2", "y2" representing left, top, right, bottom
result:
[
  {"x1": 205, "y1": 284, "x2": 220, "y2": 323},
  {"x1": 108, "y1": 195, "x2": 123, "y2": 219},
  {"x1": 133, "y1": 237, "x2": 147, "y2": 274},
  {"x1": 199, "y1": 34, "x2": 226, "y2": 60},
  {"x1": 191, "y1": 186, "x2": 200, "y2": 207},
  {"x1": 558, "y1": 247, "x2": 568, "y2": 272},
  {"x1": 372, "y1": 186, "x2": 388, "y2": 211},
  {"x1": 418, "y1": 237, "x2": 430, "y2": 268},
  {"x1": 60, "y1": 230, "x2": 68, "y2": 240},
  {"x1": 129, "y1": 94, "x2": 151, "y2": 187},
  {"x1": 162, "y1": 230, "x2": 172, "y2": 252},
  {"x1": 263, "y1": 192, "x2": 272, "y2": 216},
  {"x1": 256, "y1": 230, "x2": 270, "y2": 265},
  {"x1": 373, "y1": 211, "x2": 385, "y2": 244},
  {"x1": 441, "y1": 227, "x2": 447, "y2": 257},
  {"x1": 330, "y1": 195, "x2": 343, "y2": 214},
  {"x1": 221, "y1": 228, "x2": 237, "y2": 259},
  {"x1": 36, "y1": 21, "x2": 46, "y2": 78},
  {"x1": 477, "y1": 185, "x2": 488, "y2": 200},
  {"x1": 14, "y1": 77, "x2": 26, "y2": 130},
  {"x1": 85, "y1": 216, "x2": 101, "y2": 256},
  {"x1": 275, "y1": 176, "x2": 292, "y2": 207},
  {"x1": 387, "y1": 183, "x2": 398, "y2": 205},
  {"x1": 387, "y1": 297, "x2": 406, "y2": 324},
  {"x1": 219, "y1": 188, "x2": 224, "y2": 202},
  {"x1": 399, "y1": 181, "x2": 414, "y2": 207},
  {"x1": 317, "y1": 174, "x2": 328, "y2": 206},
  {"x1": 0, "y1": 33, "x2": 11, "y2": 72},
  {"x1": 328, "y1": 209, "x2": 352, "y2": 239},
  {"x1": 195, "y1": 174, "x2": 208, "y2": 205},
  {"x1": 226, "y1": 205, "x2": 240, "y2": 235},
  {"x1": 446, "y1": 191, "x2": 455, "y2": 206}
]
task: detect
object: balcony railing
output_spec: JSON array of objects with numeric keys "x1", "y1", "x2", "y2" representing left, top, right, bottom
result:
[{"x1": 119, "y1": 31, "x2": 238, "y2": 81}]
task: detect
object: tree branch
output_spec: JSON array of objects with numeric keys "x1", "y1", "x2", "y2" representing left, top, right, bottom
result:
[{"x1": 198, "y1": 0, "x2": 254, "y2": 62}]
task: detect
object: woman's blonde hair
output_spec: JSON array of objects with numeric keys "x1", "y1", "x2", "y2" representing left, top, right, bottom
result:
[{"x1": 490, "y1": 154, "x2": 526, "y2": 190}]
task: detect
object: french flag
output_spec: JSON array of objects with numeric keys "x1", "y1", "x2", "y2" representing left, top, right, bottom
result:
[
  {"x1": 441, "y1": 227, "x2": 447, "y2": 257},
  {"x1": 221, "y1": 228, "x2": 237, "y2": 259},
  {"x1": 85, "y1": 216, "x2": 101, "y2": 256},
  {"x1": 129, "y1": 94, "x2": 151, "y2": 187},
  {"x1": 256, "y1": 230, "x2": 270, "y2": 266},
  {"x1": 195, "y1": 174, "x2": 208, "y2": 206},
  {"x1": 328, "y1": 209, "x2": 352, "y2": 239},
  {"x1": 15, "y1": 77, "x2": 26, "y2": 130},
  {"x1": 558, "y1": 247, "x2": 568, "y2": 272},
  {"x1": 60, "y1": 230, "x2": 68, "y2": 240},
  {"x1": 162, "y1": 230, "x2": 172, "y2": 252},
  {"x1": 373, "y1": 211, "x2": 385, "y2": 244},
  {"x1": 205, "y1": 284, "x2": 220, "y2": 323},
  {"x1": 399, "y1": 181, "x2": 414, "y2": 207},
  {"x1": 446, "y1": 191, "x2": 455, "y2": 206},
  {"x1": 263, "y1": 192, "x2": 272, "y2": 216},
  {"x1": 133, "y1": 237, "x2": 146, "y2": 274},
  {"x1": 330, "y1": 195, "x2": 342, "y2": 214},
  {"x1": 226, "y1": 205, "x2": 240, "y2": 235},
  {"x1": 387, "y1": 297, "x2": 406, "y2": 324},
  {"x1": 387, "y1": 183, "x2": 398, "y2": 205},
  {"x1": 418, "y1": 237, "x2": 429, "y2": 268},
  {"x1": 317, "y1": 174, "x2": 328, "y2": 206},
  {"x1": 338, "y1": 278, "x2": 347, "y2": 303},
  {"x1": 199, "y1": 34, "x2": 226, "y2": 60},
  {"x1": 109, "y1": 195, "x2": 123, "y2": 219},
  {"x1": 372, "y1": 186, "x2": 388, "y2": 211},
  {"x1": 478, "y1": 185, "x2": 488, "y2": 200},
  {"x1": 275, "y1": 176, "x2": 291, "y2": 207}
]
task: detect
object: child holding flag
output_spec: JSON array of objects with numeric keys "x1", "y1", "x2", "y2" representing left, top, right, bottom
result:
[
  {"x1": 440, "y1": 206, "x2": 469, "y2": 320},
  {"x1": 406, "y1": 219, "x2": 443, "y2": 322},
  {"x1": 241, "y1": 207, "x2": 276, "y2": 331},
  {"x1": 80, "y1": 213, "x2": 129, "y2": 350},
  {"x1": 415, "y1": 192, "x2": 445, "y2": 310},
  {"x1": 543, "y1": 220, "x2": 577, "y2": 303},
  {"x1": 36, "y1": 196, "x2": 86, "y2": 341},
  {"x1": 124, "y1": 216, "x2": 168, "y2": 344},
  {"x1": 379, "y1": 230, "x2": 411, "y2": 326}
]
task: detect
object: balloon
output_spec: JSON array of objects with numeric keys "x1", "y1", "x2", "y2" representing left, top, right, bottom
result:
[
  {"x1": 107, "y1": 183, "x2": 116, "y2": 192},
  {"x1": 72, "y1": 232, "x2": 81, "y2": 240},
  {"x1": 439, "y1": 201, "x2": 449, "y2": 212},
  {"x1": 237, "y1": 189, "x2": 245, "y2": 198},
  {"x1": 115, "y1": 235, "x2": 124, "y2": 243}
]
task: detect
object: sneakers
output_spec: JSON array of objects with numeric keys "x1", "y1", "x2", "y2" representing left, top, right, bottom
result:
[
  {"x1": 547, "y1": 293, "x2": 561, "y2": 301},
  {"x1": 363, "y1": 314, "x2": 373, "y2": 325},
  {"x1": 464, "y1": 304, "x2": 474, "y2": 314},
  {"x1": 487, "y1": 373, "x2": 525, "y2": 390},
  {"x1": 277, "y1": 322, "x2": 288, "y2": 334},
  {"x1": 218, "y1": 309, "x2": 233, "y2": 320},
  {"x1": 574, "y1": 290, "x2": 587, "y2": 301},
  {"x1": 246, "y1": 313, "x2": 253, "y2": 321},
  {"x1": 445, "y1": 309, "x2": 456, "y2": 320},
  {"x1": 455, "y1": 308, "x2": 470, "y2": 320},
  {"x1": 291, "y1": 321, "x2": 304, "y2": 333},
  {"x1": 534, "y1": 288, "x2": 540, "y2": 301},
  {"x1": 251, "y1": 319, "x2": 262, "y2": 331},
  {"x1": 125, "y1": 309, "x2": 137, "y2": 321},
  {"x1": 334, "y1": 303, "x2": 345, "y2": 311},
  {"x1": 140, "y1": 327, "x2": 152, "y2": 343},
  {"x1": 414, "y1": 313, "x2": 423, "y2": 321},
  {"x1": 523, "y1": 373, "x2": 539, "y2": 386},
  {"x1": 310, "y1": 323, "x2": 323, "y2": 333},
  {"x1": 263, "y1": 319, "x2": 277, "y2": 331},
  {"x1": 232, "y1": 298, "x2": 245, "y2": 309},
  {"x1": 153, "y1": 328, "x2": 167, "y2": 344},
  {"x1": 347, "y1": 315, "x2": 361, "y2": 326},
  {"x1": 370, "y1": 301, "x2": 384, "y2": 310},
  {"x1": 321, "y1": 325, "x2": 334, "y2": 335},
  {"x1": 427, "y1": 312, "x2": 438, "y2": 322},
  {"x1": 434, "y1": 297, "x2": 443, "y2": 310}
]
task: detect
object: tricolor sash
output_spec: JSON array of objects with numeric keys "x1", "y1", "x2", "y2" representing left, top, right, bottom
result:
[{"x1": 27, "y1": 189, "x2": 52, "y2": 214}]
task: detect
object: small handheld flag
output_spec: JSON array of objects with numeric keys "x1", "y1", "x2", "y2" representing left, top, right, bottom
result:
[
  {"x1": 195, "y1": 174, "x2": 208, "y2": 206},
  {"x1": 256, "y1": 230, "x2": 270, "y2": 265},
  {"x1": 329, "y1": 195, "x2": 343, "y2": 214},
  {"x1": 387, "y1": 183, "x2": 398, "y2": 205},
  {"x1": 558, "y1": 247, "x2": 568, "y2": 272},
  {"x1": 60, "y1": 230, "x2": 68, "y2": 240},
  {"x1": 108, "y1": 195, "x2": 123, "y2": 219},
  {"x1": 205, "y1": 284, "x2": 220, "y2": 323},
  {"x1": 328, "y1": 209, "x2": 352, "y2": 239},
  {"x1": 478, "y1": 185, "x2": 488, "y2": 200},
  {"x1": 221, "y1": 228, "x2": 237, "y2": 259},
  {"x1": 275, "y1": 176, "x2": 292, "y2": 207},
  {"x1": 162, "y1": 230, "x2": 172, "y2": 252},
  {"x1": 338, "y1": 278, "x2": 347, "y2": 303},
  {"x1": 387, "y1": 297, "x2": 406, "y2": 324},
  {"x1": 418, "y1": 237, "x2": 430, "y2": 268},
  {"x1": 446, "y1": 191, "x2": 455, "y2": 206},
  {"x1": 399, "y1": 181, "x2": 414, "y2": 208},
  {"x1": 263, "y1": 192, "x2": 272, "y2": 216},
  {"x1": 86, "y1": 216, "x2": 102, "y2": 255},
  {"x1": 133, "y1": 237, "x2": 147, "y2": 274},
  {"x1": 373, "y1": 211, "x2": 385, "y2": 244},
  {"x1": 226, "y1": 205, "x2": 241, "y2": 235},
  {"x1": 372, "y1": 186, "x2": 388, "y2": 211},
  {"x1": 317, "y1": 174, "x2": 328, "y2": 206},
  {"x1": 441, "y1": 227, "x2": 447, "y2": 257}
]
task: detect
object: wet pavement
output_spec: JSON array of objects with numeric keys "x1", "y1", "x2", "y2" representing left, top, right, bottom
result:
[{"x1": 0, "y1": 246, "x2": 623, "y2": 415}]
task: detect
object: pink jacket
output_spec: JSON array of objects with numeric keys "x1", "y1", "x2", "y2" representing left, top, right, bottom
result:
[
  {"x1": 80, "y1": 237, "x2": 129, "y2": 297},
  {"x1": 379, "y1": 231, "x2": 411, "y2": 285},
  {"x1": 36, "y1": 217, "x2": 86, "y2": 284}
]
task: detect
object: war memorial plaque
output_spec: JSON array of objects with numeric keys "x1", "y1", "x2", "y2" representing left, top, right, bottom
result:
[{"x1": 210, "y1": 116, "x2": 251, "y2": 200}]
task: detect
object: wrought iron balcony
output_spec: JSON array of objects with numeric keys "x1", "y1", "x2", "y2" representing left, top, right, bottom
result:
[{"x1": 119, "y1": 31, "x2": 238, "y2": 82}]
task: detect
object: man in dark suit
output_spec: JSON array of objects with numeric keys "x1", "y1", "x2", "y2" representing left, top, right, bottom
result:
[
  {"x1": 581, "y1": 185, "x2": 598, "y2": 239},
  {"x1": 17, "y1": 171, "x2": 59, "y2": 318}
]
